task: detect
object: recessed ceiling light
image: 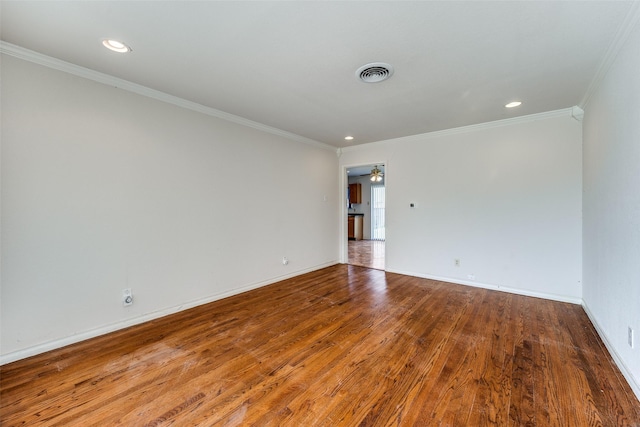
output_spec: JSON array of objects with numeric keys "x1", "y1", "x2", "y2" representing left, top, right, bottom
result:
[
  {"x1": 102, "y1": 39, "x2": 132, "y2": 53},
  {"x1": 345, "y1": 136, "x2": 354, "y2": 140},
  {"x1": 505, "y1": 101, "x2": 522, "y2": 108}
]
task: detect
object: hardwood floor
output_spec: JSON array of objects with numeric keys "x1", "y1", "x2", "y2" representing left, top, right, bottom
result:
[
  {"x1": 1, "y1": 265, "x2": 639, "y2": 426},
  {"x1": 348, "y1": 239, "x2": 385, "y2": 270}
]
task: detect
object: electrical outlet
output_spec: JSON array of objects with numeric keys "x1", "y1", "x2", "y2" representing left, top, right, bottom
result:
[
  {"x1": 629, "y1": 327, "x2": 634, "y2": 348},
  {"x1": 282, "y1": 257, "x2": 289, "y2": 266},
  {"x1": 467, "y1": 274, "x2": 476, "y2": 280},
  {"x1": 454, "y1": 259, "x2": 460, "y2": 267},
  {"x1": 122, "y1": 288, "x2": 133, "y2": 307}
]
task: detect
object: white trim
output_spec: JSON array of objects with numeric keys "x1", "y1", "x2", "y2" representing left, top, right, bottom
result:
[
  {"x1": 581, "y1": 1, "x2": 640, "y2": 109},
  {"x1": 0, "y1": 261, "x2": 338, "y2": 366},
  {"x1": 0, "y1": 41, "x2": 336, "y2": 153},
  {"x1": 340, "y1": 108, "x2": 575, "y2": 153},
  {"x1": 582, "y1": 302, "x2": 640, "y2": 401},
  {"x1": 385, "y1": 268, "x2": 583, "y2": 305},
  {"x1": 571, "y1": 106, "x2": 585, "y2": 122}
]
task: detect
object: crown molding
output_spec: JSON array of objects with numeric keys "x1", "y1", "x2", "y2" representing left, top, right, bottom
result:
[
  {"x1": 340, "y1": 108, "x2": 574, "y2": 153},
  {"x1": 0, "y1": 41, "x2": 336, "y2": 152},
  {"x1": 580, "y1": 1, "x2": 640, "y2": 108}
]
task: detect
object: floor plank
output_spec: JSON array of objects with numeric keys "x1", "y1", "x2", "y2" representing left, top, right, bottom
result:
[
  {"x1": 1, "y1": 265, "x2": 639, "y2": 426},
  {"x1": 348, "y1": 239, "x2": 385, "y2": 270}
]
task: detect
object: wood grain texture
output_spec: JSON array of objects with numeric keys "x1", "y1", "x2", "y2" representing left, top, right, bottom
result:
[{"x1": 1, "y1": 265, "x2": 639, "y2": 426}]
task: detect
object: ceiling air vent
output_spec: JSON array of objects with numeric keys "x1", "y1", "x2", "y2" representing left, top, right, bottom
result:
[{"x1": 356, "y1": 62, "x2": 394, "y2": 83}]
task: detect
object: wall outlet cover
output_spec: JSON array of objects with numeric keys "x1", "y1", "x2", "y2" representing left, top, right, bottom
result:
[{"x1": 122, "y1": 289, "x2": 133, "y2": 306}]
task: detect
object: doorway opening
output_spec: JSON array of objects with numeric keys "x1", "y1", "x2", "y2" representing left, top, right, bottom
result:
[{"x1": 346, "y1": 164, "x2": 385, "y2": 270}]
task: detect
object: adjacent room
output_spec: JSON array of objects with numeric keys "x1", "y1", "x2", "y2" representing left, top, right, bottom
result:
[
  {"x1": 1, "y1": 1, "x2": 639, "y2": 425},
  {"x1": 347, "y1": 164, "x2": 385, "y2": 270}
]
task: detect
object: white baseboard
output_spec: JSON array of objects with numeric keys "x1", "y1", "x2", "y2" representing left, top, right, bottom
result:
[
  {"x1": 0, "y1": 261, "x2": 338, "y2": 366},
  {"x1": 384, "y1": 268, "x2": 583, "y2": 305},
  {"x1": 582, "y1": 302, "x2": 640, "y2": 401},
  {"x1": 10, "y1": 262, "x2": 637, "y2": 404}
]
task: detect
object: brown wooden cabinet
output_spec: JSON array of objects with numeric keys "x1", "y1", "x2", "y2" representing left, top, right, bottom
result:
[
  {"x1": 348, "y1": 215, "x2": 355, "y2": 239},
  {"x1": 349, "y1": 183, "x2": 362, "y2": 204},
  {"x1": 348, "y1": 214, "x2": 363, "y2": 240}
]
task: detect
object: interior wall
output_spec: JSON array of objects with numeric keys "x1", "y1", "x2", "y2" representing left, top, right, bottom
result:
[
  {"x1": 0, "y1": 55, "x2": 339, "y2": 363},
  {"x1": 339, "y1": 112, "x2": 583, "y2": 302},
  {"x1": 582, "y1": 20, "x2": 640, "y2": 397}
]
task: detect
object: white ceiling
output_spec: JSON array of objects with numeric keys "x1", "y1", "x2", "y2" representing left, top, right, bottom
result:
[{"x1": 1, "y1": 1, "x2": 636, "y2": 148}]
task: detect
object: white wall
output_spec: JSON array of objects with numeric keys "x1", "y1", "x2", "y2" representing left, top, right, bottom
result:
[
  {"x1": 340, "y1": 112, "x2": 583, "y2": 303},
  {"x1": 1, "y1": 55, "x2": 339, "y2": 363},
  {"x1": 582, "y1": 20, "x2": 640, "y2": 398}
]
